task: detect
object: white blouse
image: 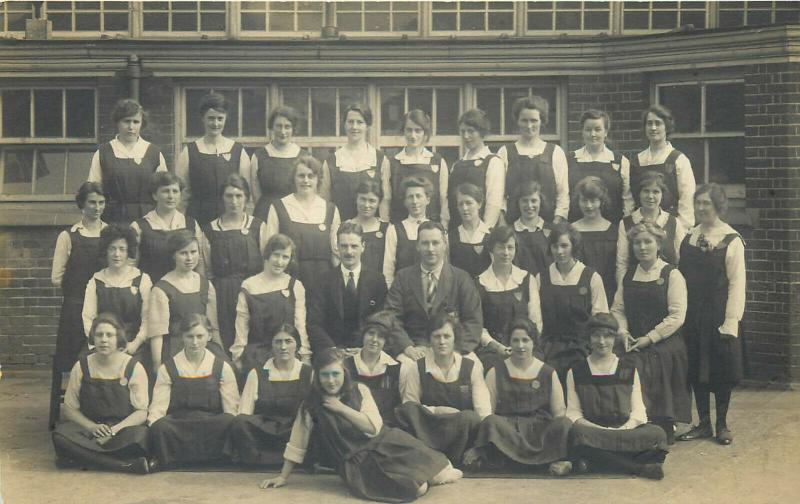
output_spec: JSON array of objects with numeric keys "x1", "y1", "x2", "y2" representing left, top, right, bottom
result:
[
  {"x1": 456, "y1": 145, "x2": 505, "y2": 227},
  {"x1": 130, "y1": 210, "x2": 207, "y2": 275},
  {"x1": 497, "y1": 139, "x2": 569, "y2": 220},
  {"x1": 485, "y1": 358, "x2": 565, "y2": 415},
  {"x1": 51, "y1": 221, "x2": 108, "y2": 287},
  {"x1": 536, "y1": 261, "x2": 609, "y2": 316},
  {"x1": 352, "y1": 351, "x2": 398, "y2": 377},
  {"x1": 572, "y1": 146, "x2": 635, "y2": 217},
  {"x1": 82, "y1": 267, "x2": 152, "y2": 344},
  {"x1": 147, "y1": 273, "x2": 219, "y2": 340},
  {"x1": 636, "y1": 142, "x2": 696, "y2": 230},
  {"x1": 615, "y1": 208, "x2": 686, "y2": 286},
  {"x1": 477, "y1": 265, "x2": 543, "y2": 336},
  {"x1": 320, "y1": 144, "x2": 393, "y2": 221},
  {"x1": 265, "y1": 194, "x2": 341, "y2": 254},
  {"x1": 239, "y1": 357, "x2": 306, "y2": 415},
  {"x1": 87, "y1": 137, "x2": 168, "y2": 184},
  {"x1": 456, "y1": 221, "x2": 491, "y2": 245},
  {"x1": 174, "y1": 137, "x2": 252, "y2": 212},
  {"x1": 249, "y1": 143, "x2": 302, "y2": 205},
  {"x1": 199, "y1": 214, "x2": 270, "y2": 280},
  {"x1": 64, "y1": 353, "x2": 149, "y2": 413},
  {"x1": 382, "y1": 216, "x2": 428, "y2": 287}
]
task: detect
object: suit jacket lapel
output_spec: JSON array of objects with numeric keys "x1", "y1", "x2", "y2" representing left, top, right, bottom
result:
[
  {"x1": 430, "y1": 264, "x2": 451, "y2": 311},
  {"x1": 411, "y1": 266, "x2": 427, "y2": 312},
  {"x1": 334, "y1": 272, "x2": 344, "y2": 318}
]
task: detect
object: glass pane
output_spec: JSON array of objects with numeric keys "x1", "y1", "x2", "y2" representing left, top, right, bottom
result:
[
  {"x1": 488, "y1": 11, "x2": 513, "y2": 29},
  {"x1": 242, "y1": 12, "x2": 265, "y2": 30},
  {"x1": 75, "y1": 12, "x2": 100, "y2": 30},
  {"x1": 2, "y1": 90, "x2": 31, "y2": 138},
  {"x1": 2, "y1": 148, "x2": 34, "y2": 194},
  {"x1": 775, "y1": 8, "x2": 800, "y2": 24},
  {"x1": 476, "y1": 88, "x2": 501, "y2": 135},
  {"x1": 7, "y1": 12, "x2": 31, "y2": 31},
  {"x1": 652, "y1": 10, "x2": 677, "y2": 29},
  {"x1": 436, "y1": 88, "x2": 460, "y2": 135},
  {"x1": 66, "y1": 89, "x2": 95, "y2": 138},
  {"x1": 365, "y1": 12, "x2": 390, "y2": 31},
  {"x1": 48, "y1": 1, "x2": 73, "y2": 10},
  {"x1": 534, "y1": 86, "x2": 558, "y2": 135},
  {"x1": 65, "y1": 148, "x2": 94, "y2": 194},
  {"x1": 555, "y1": 11, "x2": 580, "y2": 29},
  {"x1": 241, "y1": 2, "x2": 267, "y2": 11},
  {"x1": 432, "y1": 12, "x2": 456, "y2": 30},
  {"x1": 311, "y1": 88, "x2": 336, "y2": 136},
  {"x1": 747, "y1": 9, "x2": 771, "y2": 25},
  {"x1": 434, "y1": 146, "x2": 460, "y2": 168},
  {"x1": 528, "y1": 11, "x2": 553, "y2": 30},
  {"x1": 338, "y1": 87, "x2": 366, "y2": 135},
  {"x1": 338, "y1": 12, "x2": 362, "y2": 30},
  {"x1": 393, "y1": 12, "x2": 417, "y2": 30},
  {"x1": 460, "y1": 11, "x2": 485, "y2": 30},
  {"x1": 680, "y1": 10, "x2": 705, "y2": 28},
  {"x1": 219, "y1": 89, "x2": 239, "y2": 137},
  {"x1": 200, "y1": 12, "x2": 225, "y2": 30},
  {"x1": 504, "y1": 87, "x2": 530, "y2": 136},
  {"x1": 381, "y1": 88, "x2": 404, "y2": 135},
  {"x1": 297, "y1": 12, "x2": 321, "y2": 30},
  {"x1": 49, "y1": 13, "x2": 72, "y2": 31},
  {"x1": 584, "y1": 10, "x2": 609, "y2": 29},
  {"x1": 269, "y1": 2, "x2": 296, "y2": 11},
  {"x1": 105, "y1": 1, "x2": 130, "y2": 10},
  {"x1": 34, "y1": 89, "x2": 63, "y2": 138},
  {"x1": 669, "y1": 138, "x2": 704, "y2": 184},
  {"x1": 270, "y1": 12, "x2": 294, "y2": 31},
  {"x1": 144, "y1": 1, "x2": 169, "y2": 11},
  {"x1": 658, "y1": 85, "x2": 701, "y2": 133},
  {"x1": 143, "y1": 13, "x2": 168, "y2": 30},
  {"x1": 709, "y1": 137, "x2": 744, "y2": 184},
  {"x1": 203, "y1": 1, "x2": 226, "y2": 10},
  {"x1": 104, "y1": 12, "x2": 128, "y2": 30},
  {"x1": 172, "y1": 12, "x2": 198, "y2": 31},
  {"x1": 173, "y1": 1, "x2": 197, "y2": 10},
  {"x1": 624, "y1": 11, "x2": 648, "y2": 29},
  {"x1": 337, "y1": 1, "x2": 361, "y2": 12},
  {"x1": 718, "y1": 10, "x2": 743, "y2": 28},
  {"x1": 34, "y1": 149, "x2": 67, "y2": 195},
  {"x1": 408, "y1": 88, "x2": 433, "y2": 117},
  {"x1": 706, "y1": 83, "x2": 744, "y2": 132},
  {"x1": 282, "y1": 88, "x2": 309, "y2": 136},
  {"x1": 242, "y1": 88, "x2": 267, "y2": 137}
]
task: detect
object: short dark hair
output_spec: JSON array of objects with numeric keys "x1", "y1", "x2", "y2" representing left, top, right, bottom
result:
[
  {"x1": 220, "y1": 173, "x2": 251, "y2": 201},
  {"x1": 455, "y1": 182, "x2": 485, "y2": 206},
  {"x1": 198, "y1": 92, "x2": 229, "y2": 116},
  {"x1": 507, "y1": 318, "x2": 540, "y2": 345},
  {"x1": 695, "y1": 183, "x2": 729, "y2": 216},
  {"x1": 548, "y1": 221, "x2": 581, "y2": 251},
  {"x1": 486, "y1": 225, "x2": 516, "y2": 252},
  {"x1": 337, "y1": 221, "x2": 364, "y2": 240},
  {"x1": 264, "y1": 233, "x2": 296, "y2": 261},
  {"x1": 642, "y1": 104, "x2": 675, "y2": 135},
  {"x1": 89, "y1": 312, "x2": 127, "y2": 350},
  {"x1": 355, "y1": 179, "x2": 383, "y2": 201},
  {"x1": 417, "y1": 220, "x2": 447, "y2": 239},
  {"x1": 291, "y1": 155, "x2": 323, "y2": 191},
  {"x1": 178, "y1": 313, "x2": 214, "y2": 338},
  {"x1": 428, "y1": 311, "x2": 464, "y2": 352},
  {"x1": 512, "y1": 95, "x2": 549, "y2": 125},
  {"x1": 572, "y1": 175, "x2": 611, "y2": 211},
  {"x1": 111, "y1": 98, "x2": 145, "y2": 125},
  {"x1": 100, "y1": 224, "x2": 138, "y2": 261},
  {"x1": 166, "y1": 230, "x2": 198, "y2": 268},
  {"x1": 579, "y1": 108, "x2": 610, "y2": 131},
  {"x1": 268, "y1": 105, "x2": 301, "y2": 130},
  {"x1": 402, "y1": 109, "x2": 432, "y2": 142},
  {"x1": 635, "y1": 170, "x2": 672, "y2": 203},
  {"x1": 75, "y1": 181, "x2": 105, "y2": 210},
  {"x1": 149, "y1": 171, "x2": 184, "y2": 199},
  {"x1": 343, "y1": 103, "x2": 373, "y2": 127},
  {"x1": 514, "y1": 180, "x2": 549, "y2": 220},
  {"x1": 272, "y1": 323, "x2": 301, "y2": 349},
  {"x1": 458, "y1": 108, "x2": 491, "y2": 137},
  {"x1": 401, "y1": 176, "x2": 434, "y2": 199}
]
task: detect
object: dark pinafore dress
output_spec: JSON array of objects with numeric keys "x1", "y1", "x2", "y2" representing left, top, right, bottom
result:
[
  {"x1": 620, "y1": 265, "x2": 691, "y2": 424},
  {"x1": 476, "y1": 273, "x2": 532, "y2": 371},
  {"x1": 252, "y1": 147, "x2": 301, "y2": 222},
  {"x1": 344, "y1": 356, "x2": 402, "y2": 426},
  {"x1": 273, "y1": 198, "x2": 334, "y2": 291},
  {"x1": 393, "y1": 222, "x2": 419, "y2": 272},
  {"x1": 514, "y1": 224, "x2": 551, "y2": 276},
  {"x1": 361, "y1": 221, "x2": 389, "y2": 273},
  {"x1": 396, "y1": 358, "x2": 482, "y2": 463},
  {"x1": 94, "y1": 272, "x2": 150, "y2": 371},
  {"x1": 679, "y1": 233, "x2": 744, "y2": 390},
  {"x1": 567, "y1": 150, "x2": 625, "y2": 223},
  {"x1": 55, "y1": 230, "x2": 103, "y2": 372},
  {"x1": 390, "y1": 153, "x2": 444, "y2": 223},
  {"x1": 226, "y1": 363, "x2": 313, "y2": 465},
  {"x1": 98, "y1": 142, "x2": 162, "y2": 224},
  {"x1": 576, "y1": 223, "x2": 618, "y2": 302},
  {"x1": 53, "y1": 356, "x2": 149, "y2": 458},
  {"x1": 185, "y1": 141, "x2": 245, "y2": 225},
  {"x1": 309, "y1": 386, "x2": 450, "y2": 503},
  {"x1": 156, "y1": 277, "x2": 229, "y2": 362},
  {"x1": 540, "y1": 266, "x2": 595, "y2": 385},
  {"x1": 449, "y1": 230, "x2": 490, "y2": 278},
  {"x1": 622, "y1": 213, "x2": 678, "y2": 266},
  {"x1": 203, "y1": 217, "x2": 264, "y2": 353},
  {"x1": 474, "y1": 361, "x2": 571, "y2": 466},
  {"x1": 149, "y1": 354, "x2": 235, "y2": 465},
  {"x1": 328, "y1": 148, "x2": 386, "y2": 222},
  {"x1": 136, "y1": 215, "x2": 198, "y2": 283},
  {"x1": 504, "y1": 143, "x2": 558, "y2": 223},
  {"x1": 448, "y1": 154, "x2": 498, "y2": 229},
  {"x1": 629, "y1": 149, "x2": 682, "y2": 216},
  {"x1": 240, "y1": 279, "x2": 297, "y2": 372},
  {"x1": 570, "y1": 359, "x2": 668, "y2": 455}
]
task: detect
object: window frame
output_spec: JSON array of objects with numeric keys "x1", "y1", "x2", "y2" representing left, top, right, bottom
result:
[
  {"x1": 43, "y1": 0, "x2": 132, "y2": 38},
  {"x1": 524, "y1": 1, "x2": 613, "y2": 35},
  {"x1": 237, "y1": 0, "x2": 325, "y2": 39},
  {"x1": 138, "y1": 0, "x2": 228, "y2": 39},
  {"x1": 335, "y1": 1, "x2": 422, "y2": 37},
  {"x1": 429, "y1": 0, "x2": 517, "y2": 37},
  {"x1": 0, "y1": 1, "x2": 37, "y2": 35},
  {"x1": 621, "y1": 0, "x2": 710, "y2": 34}
]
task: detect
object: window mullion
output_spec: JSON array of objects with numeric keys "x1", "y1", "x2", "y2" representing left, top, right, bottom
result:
[
  {"x1": 29, "y1": 90, "x2": 35, "y2": 138},
  {"x1": 31, "y1": 147, "x2": 38, "y2": 195},
  {"x1": 431, "y1": 88, "x2": 438, "y2": 141},
  {"x1": 238, "y1": 89, "x2": 243, "y2": 136},
  {"x1": 62, "y1": 89, "x2": 67, "y2": 138},
  {"x1": 500, "y1": 89, "x2": 506, "y2": 136},
  {"x1": 62, "y1": 148, "x2": 70, "y2": 194},
  {"x1": 307, "y1": 90, "x2": 313, "y2": 138}
]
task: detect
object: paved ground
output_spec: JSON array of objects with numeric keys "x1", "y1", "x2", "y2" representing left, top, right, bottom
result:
[{"x1": 0, "y1": 370, "x2": 797, "y2": 504}]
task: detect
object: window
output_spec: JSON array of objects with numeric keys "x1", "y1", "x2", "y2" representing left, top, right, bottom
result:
[
  {"x1": 142, "y1": 1, "x2": 226, "y2": 33},
  {"x1": 475, "y1": 84, "x2": 561, "y2": 150},
  {"x1": 45, "y1": 1, "x2": 129, "y2": 33},
  {"x1": 184, "y1": 87, "x2": 270, "y2": 141},
  {"x1": 240, "y1": 1, "x2": 323, "y2": 34},
  {"x1": 526, "y1": 1, "x2": 610, "y2": 32},
  {"x1": 0, "y1": 88, "x2": 96, "y2": 198},
  {"x1": 336, "y1": 1, "x2": 419, "y2": 33},
  {"x1": 432, "y1": 1, "x2": 515, "y2": 33},
  {"x1": 0, "y1": 1, "x2": 35, "y2": 32},
  {"x1": 656, "y1": 80, "x2": 745, "y2": 185},
  {"x1": 623, "y1": 1, "x2": 706, "y2": 31},
  {"x1": 718, "y1": 1, "x2": 800, "y2": 28}
]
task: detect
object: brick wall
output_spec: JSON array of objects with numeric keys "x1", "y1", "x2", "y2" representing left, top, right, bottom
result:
[
  {"x1": 743, "y1": 62, "x2": 800, "y2": 382},
  {"x1": 140, "y1": 77, "x2": 176, "y2": 168}
]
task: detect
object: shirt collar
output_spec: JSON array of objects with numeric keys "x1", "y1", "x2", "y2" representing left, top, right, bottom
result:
[
  {"x1": 353, "y1": 351, "x2": 397, "y2": 377},
  {"x1": 463, "y1": 145, "x2": 492, "y2": 161},
  {"x1": 421, "y1": 261, "x2": 445, "y2": 279},
  {"x1": 263, "y1": 357, "x2": 303, "y2": 380},
  {"x1": 423, "y1": 348, "x2": 462, "y2": 378},
  {"x1": 211, "y1": 214, "x2": 252, "y2": 232},
  {"x1": 335, "y1": 144, "x2": 377, "y2": 168},
  {"x1": 478, "y1": 264, "x2": 528, "y2": 289},
  {"x1": 266, "y1": 142, "x2": 301, "y2": 158},
  {"x1": 194, "y1": 137, "x2": 235, "y2": 155},
  {"x1": 636, "y1": 257, "x2": 667, "y2": 275},
  {"x1": 96, "y1": 266, "x2": 142, "y2": 283},
  {"x1": 632, "y1": 208, "x2": 669, "y2": 227},
  {"x1": 143, "y1": 210, "x2": 187, "y2": 230},
  {"x1": 341, "y1": 263, "x2": 362, "y2": 283},
  {"x1": 640, "y1": 141, "x2": 675, "y2": 164},
  {"x1": 403, "y1": 216, "x2": 428, "y2": 226},
  {"x1": 514, "y1": 217, "x2": 545, "y2": 232},
  {"x1": 394, "y1": 147, "x2": 433, "y2": 164},
  {"x1": 70, "y1": 220, "x2": 108, "y2": 233},
  {"x1": 457, "y1": 221, "x2": 491, "y2": 243},
  {"x1": 574, "y1": 145, "x2": 615, "y2": 163},
  {"x1": 110, "y1": 136, "x2": 151, "y2": 159}
]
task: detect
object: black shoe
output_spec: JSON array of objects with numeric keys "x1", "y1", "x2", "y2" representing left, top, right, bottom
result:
[
  {"x1": 715, "y1": 427, "x2": 733, "y2": 445},
  {"x1": 676, "y1": 423, "x2": 713, "y2": 441},
  {"x1": 638, "y1": 463, "x2": 664, "y2": 480},
  {"x1": 122, "y1": 457, "x2": 149, "y2": 475},
  {"x1": 573, "y1": 458, "x2": 590, "y2": 474},
  {"x1": 146, "y1": 458, "x2": 161, "y2": 474}
]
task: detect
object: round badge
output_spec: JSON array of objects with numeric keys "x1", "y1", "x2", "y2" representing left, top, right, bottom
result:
[
  {"x1": 281, "y1": 289, "x2": 290, "y2": 298},
  {"x1": 318, "y1": 223, "x2": 327, "y2": 231},
  {"x1": 531, "y1": 379, "x2": 540, "y2": 390},
  {"x1": 119, "y1": 377, "x2": 128, "y2": 386},
  {"x1": 369, "y1": 300, "x2": 376, "y2": 306},
  {"x1": 241, "y1": 228, "x2": 249, "y2": 235},
  {"x1": 579, "y1": 286, "x2": 588, "y2": 296},
  {"x1": 376, "y1": 231, "x2": 384, "y2": 239},
  {"x1": 473, "y1": 159, "x2": 481, "y2": 167},
  {"x1": 129, "y1": 286, "x2": 138, "y2": 295},
  {"x1": 656, "y1": 277, "x2": 665, "y2": 286}
]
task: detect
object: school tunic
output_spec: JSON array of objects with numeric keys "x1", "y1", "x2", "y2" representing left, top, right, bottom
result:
[
  {"x1": 499, "y1": 140, "x2": 569, "y2": 224},
  {"x1": 88, "y1": 137, "x2": 168, "y2": 224},
  {"x1": 397, "y1": 351, "x2": 491, "y2": 463},
  {"x1": 611, "y1": 260, "x2": 692, "y2": 424},
  {"x1": 361, "y1": 220, "x2": 390, "y2": 274},
  {"x1": 575, "y1": 221, "x2": 618, "y2": 303},
  {"x1": 389, "y1": 148, "x2": 449, "y2": 224},
  {"x1": 54, "y1": 354, "x2": 149, "y2": 458},
  {"x1": 52, "y1": 222, "x2": 107, "y2": 371},
  {"x1": 474, "y1": 359, "x2": 571, "y2": 466},
  {"x1": 200, "y1": 215, "x2": 267, "y2": 354},
  {"x1": 630, "y1": 142, "x2": 696, "y2": 229},
  {"x1": 175, "y1": 138, "x2": 250, "y2": 225},
  {"x1": 448, "y1": 145, "x2": 505, "y2": 228},
  {"x1": 251, "y1": 143, "x2": 303, "y2": 222},
  {"x1": 231, "y1": 273, "x2": 309, "y2": 371},
  {"x1": 226, "y1": 358, "x2": 312, "y2": 465},
  {"x1": 382, "y1": 217, "x2": 427, "y2": 287},
  {"x1": 285, "y1": 384, "x2": 450, "y2": 503},
  {"x1": 131, "y1": 210, "x2": 204, "y2": 284},
  {"x1": 566, "y1": 357, "x2": 667, "y2": 454},
  {"x1": 266, "y1": 193, "x2": 340, "y2": 291},
  {"x1": 567, "y1": 146, "x2": 634, "y2": 223},
  {"x1": 148, "y1": 349, "x2": 239, "y2": 464},
  {"x1": 323, "y1": 145, "x2": 392, "y2": 222},
  {"x1": 449, "y1": 222, "x2": 491, "y2": 278},
  {"x1": 513, "y1": 218, "x2": 552, "y2": 276},
  {"x1": 679, "y1": 225, "x2": 746, "y2": 388},
  {"x1": 345, "y1": 352, "x2": 402, "y2": 426},
  {"x1": 538, "y1": 261, "x2": 608, "y2": 383},
  {"x1": 616, "y1": 208, "x2": 685, "y2": 287}
]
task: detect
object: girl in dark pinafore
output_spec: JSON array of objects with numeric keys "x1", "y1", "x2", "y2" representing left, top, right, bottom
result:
[
  {"x1": 49, "y1": 182, "x2": 107, "y2": 428},
  {"x1": 265, "y1": 155, "x2": 339, "y2": 293},
  {"x1": 260, "y1": 348, "x2": 462, "y2": 502},
  {"x1": 396, "y1": 313, "x2": 492, "y2": 465},
  {"x1": 200, "y1": 174, "x2": 267, "y2": 358},
  {"x1": 510, "y1": 180, "x2": 552, "y2": 276},
  {"x1": 565, "y1": 314, "x2": 668, "y2": 480},
  {"x1": 231, "y1": 234, "x2": 311, "y2": 374},
  {"x1": 449, "y1": 183, "x2": 491, "y2": 278},
  {"x1": 175, "y1": 92, "x2": 250, "y2": 226},
  {"x1": 148, "y1": 314, "x2": 239, "y2": 469},
  {"x1": 251, "y1": 106, "x2": 305, "y2": 222},
  {"x1": 611, "y1": 222, "x2": 691, "y2": 444},
  {"x1": 52, "y1": 313, "x2": 150, "y2": 474},
  {"x1": 382, "y1": 176, "x2": 431, "y2": 287},
  {"x1": 87, "y1": 99, "x2": 167, "y2": 224},
  {"x1": 339, "y1": 179, "x2": 389, "y2": 274},
  {"x1": 226, "y1": 324, "x2": 312, "y2": 465},
  {"x1": 464, "y1": 319, "x2": 573, "y2": 476}
]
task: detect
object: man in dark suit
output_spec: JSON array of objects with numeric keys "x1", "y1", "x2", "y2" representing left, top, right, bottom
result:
[
  {"x1": 308, "y1": 221, "x2": 387, "y2": 354},
  {"x1": 384, "y1": 221, "x2": 483, "y2": 360}
]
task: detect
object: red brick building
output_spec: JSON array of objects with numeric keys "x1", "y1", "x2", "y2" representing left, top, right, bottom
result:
[{"x1": 0, "y1": 1, "x2": 798, "y2": 382}]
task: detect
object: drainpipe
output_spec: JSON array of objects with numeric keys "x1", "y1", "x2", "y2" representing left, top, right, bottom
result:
[
  {"x1": 321, "y1": 2, "x2": 338, "y2": 38},
  {"x1": 127, "y1": 54, "x2": 141, "y2": 101}
]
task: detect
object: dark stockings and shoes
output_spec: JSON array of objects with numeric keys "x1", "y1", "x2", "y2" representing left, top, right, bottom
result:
[
  {"x1": 52, "y1": 434, "x2": 149, "y2": 474},
  {"x1": 571, "y1": 446, "x2": 666, "y2": 480},
  {"x1": 680, "y1": 384, "x2": 733, "y2": 443}
]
